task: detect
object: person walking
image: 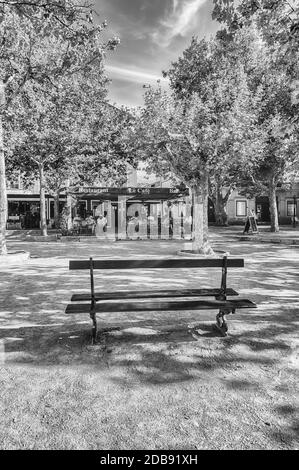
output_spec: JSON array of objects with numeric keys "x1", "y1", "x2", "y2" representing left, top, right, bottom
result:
[{"x1": 243, "y1": 209, "x2": 257, "y2": 234}]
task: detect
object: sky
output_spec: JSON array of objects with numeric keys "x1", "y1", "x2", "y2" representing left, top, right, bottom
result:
[{"x1": 94, "y1": 0, "x2": 219, "y2": 108}]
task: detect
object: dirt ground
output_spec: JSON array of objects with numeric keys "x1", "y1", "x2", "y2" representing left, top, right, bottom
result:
[{"x1": 0, "y1": 227, "x2": 298, "y2": 450}]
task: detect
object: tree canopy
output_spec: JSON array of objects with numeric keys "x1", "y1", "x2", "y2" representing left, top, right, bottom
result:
[{"x1": 0, "y1": 0, "x2": 121, "y2": 249}]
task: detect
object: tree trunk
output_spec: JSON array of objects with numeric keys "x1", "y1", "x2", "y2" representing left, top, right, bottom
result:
[
  {"x1": 191, "y1": 171, "x2": 214, "y2": 255},
  {"x1": 0, "y1": 79, "x2": 7, "y2": 255},
  {"x1": 66, "y1": 190, "x2": 73, "y2": 232},
  {"x1": 215, "y1": 186, "x2": 228, "y2": 226},
  {"x1": 53, "y1": 190, "x2": 60, "y2": 229},
  {"x1": 38, "y1": 162, "x2": 48, "y2": 237},
  {"x1": 0, "y1": 113, "x2": 7, "y2": 255},
  {"x1": 269, "y1": 174, "x2": 279, "y2": 233}
]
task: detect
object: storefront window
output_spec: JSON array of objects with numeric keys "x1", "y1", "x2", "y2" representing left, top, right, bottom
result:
[{"x1": 8, "y1": 201, "x2": 40, "y2": 228}]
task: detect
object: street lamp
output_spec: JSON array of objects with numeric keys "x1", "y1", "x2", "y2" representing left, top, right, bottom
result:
[{"x1": 293, "y1": 195, "x2": 297, "y2": 228}]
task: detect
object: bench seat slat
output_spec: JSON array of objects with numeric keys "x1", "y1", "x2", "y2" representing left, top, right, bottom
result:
[
  {"x1": 65, "y1": 299, "x2": 257, "y2": 314},
  {"x1": 69, "y1": 258, "x2": 244, "y2": 270},
  {"x1": 71, "y1": 288, "x2": 239, "y2": 302}
]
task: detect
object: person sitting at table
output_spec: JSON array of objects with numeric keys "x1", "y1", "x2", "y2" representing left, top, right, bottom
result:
[
  {"x1": 95, "y1": 213, "x2": 108, "y2": 239},
  {"x1": 85, "y1": 214, "x2": 96, "y2": 234},
  {"x1": 73, "y1": 216, "x2": 81, "y2": 233}
]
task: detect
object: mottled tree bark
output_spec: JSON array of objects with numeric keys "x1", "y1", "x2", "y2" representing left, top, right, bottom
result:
[
  {"x1": 0, "y1": 114, "x2": 7, "y2": 255},
  {"x1": 0, "y1": 81, "x2": 7, "y2": 255},
  {"x1": 215, "y1": 187, "x2": 228, "y2": 226},
  {"x1": 215, "y1": 200, "x2": 228, "y2": 226},
  {"x1": 66, "y1": 190, "x2": 73, "y2": 232},
  {"x1": 38, "y1": 162, "x2": 48, "y2": 237},
  {"x1": 213, "y1": 182, "x2": 234, "y2": 226},
  {"x1": 53, "y1": 190, "x2": 60, "y2": 229},
  {"x1": 191, "y1": 171, "x2": 214, "y2": 255},
  {"x1": 269, "y1": 174, "x2": 279, "y2": 233}
]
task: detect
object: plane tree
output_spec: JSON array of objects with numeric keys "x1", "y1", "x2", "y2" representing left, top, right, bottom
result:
[
  {"x1": 134, "y1": 80, "x2": 261, "y2": 252},
  {"x1": 7, "y1": 75, "x2": 134, "y2": 234},
  {"x1": 212, "y1": 0, "x2": 299, "y2": 48},
  {"x1": 0, "y1": 0, "x2": 119, "y2": 252},
  {"x1": 212, "y1": 0, "x2": 299, "y2": 232},
  {"x1": 131, "y1": 34, "x2": 263, "y2": 252}
]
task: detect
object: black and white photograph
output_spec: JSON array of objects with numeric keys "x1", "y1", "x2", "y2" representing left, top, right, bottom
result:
[{"x1": 0, "y1": 0, "x2": 298, "y2": 452}]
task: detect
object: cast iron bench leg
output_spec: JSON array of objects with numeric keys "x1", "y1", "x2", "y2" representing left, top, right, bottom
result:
[
  {"x1": 90, "y1": 309, "x2": 97, "y2": 345},
  {"x1": 214, "y1": 309, "x2": 229, "y2": 336},
  {"x1": 214, "y1": 308, "x2": 236, "y2": 336},
  {"x1": 215, "y1": 310, "x2": 228, "y2": 336}
]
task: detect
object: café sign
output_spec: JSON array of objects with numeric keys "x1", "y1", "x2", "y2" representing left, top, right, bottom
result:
[{"x1": 74, "y1": 187, "x2": 187, "y2": 197}]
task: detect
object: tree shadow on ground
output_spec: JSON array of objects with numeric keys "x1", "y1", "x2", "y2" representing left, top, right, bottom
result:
[
  {"x1": 1, "y1": 308, "x2": 296, "y2": 373},
  {"x1": 272, "y1": 405, "x2": 299, "y2": 447},
  {"x1": 0, "y1": 254, "x2": 297, "y2": 378},
  {"x1": 0, "y1": 318, "x2": 225, "y2": 367},
  {"x1": 1, "y1": 236, "x2": 298, "y2": 448}
]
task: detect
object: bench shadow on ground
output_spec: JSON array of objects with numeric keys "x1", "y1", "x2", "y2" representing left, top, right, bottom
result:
[
  {"x1": 0, "y1": 317, "x2": 223, "y2": 364},
  {"x1": 1, "y1": 252, "x2": 297, "y2": 374},
  {"x1": 1, "y1": 238, "x2": 299, "y2": 447},
  {"x1": 1, "y1": 305, "x2": 296, "y2": 368}
]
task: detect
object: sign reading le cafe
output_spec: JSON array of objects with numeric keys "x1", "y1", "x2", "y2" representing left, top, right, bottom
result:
[{"x1": 72, "y1": 186, "x2": 189, "y2": 199}]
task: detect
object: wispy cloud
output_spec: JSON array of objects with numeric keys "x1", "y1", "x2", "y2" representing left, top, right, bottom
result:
[
  {"x1": 153, "y1": 0, "x2": 208, "y2": 47},
  {"x1": 106, "y1": 65, "x2": 168, "y2": 85},
  {"x1": 97, "y1": 0, "x2": 215, "y2": 106}
]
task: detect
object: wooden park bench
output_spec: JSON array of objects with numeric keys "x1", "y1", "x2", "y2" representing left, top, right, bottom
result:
[{"x1": 65, "y1": 257, "x2": 257, "y2": 344}]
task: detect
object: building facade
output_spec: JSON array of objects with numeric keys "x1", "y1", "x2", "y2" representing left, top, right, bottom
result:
[
  {"x1": 226, "y1": 183, "x2": 299, "y2": 225},
  {"x1": 6, "y1": 177, "x2": 66, "y2": 230},
  {"x1": 6, "y1": 167, "x2": 299, "y2": 230}
]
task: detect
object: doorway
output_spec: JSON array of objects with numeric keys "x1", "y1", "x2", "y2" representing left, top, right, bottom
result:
[{"x1": 256, "y1": 197, "x2": 270, "y2": 222}]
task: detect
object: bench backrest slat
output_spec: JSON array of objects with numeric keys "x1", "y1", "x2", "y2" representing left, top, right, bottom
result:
[{"x1": 69, "y1": 258, "x2": 244, "y2": 270}]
